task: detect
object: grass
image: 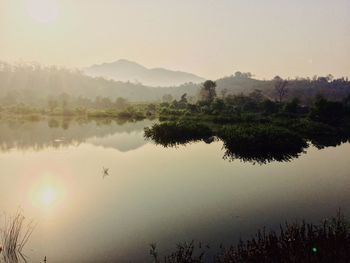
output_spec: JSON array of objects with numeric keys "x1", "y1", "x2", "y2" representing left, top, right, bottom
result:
[
  {"x1": 150, "y1": 211, "x2": 350, "y2": 263},
  {"x1": 0, "y1": 211, "x2": 35, "y2": 263}
]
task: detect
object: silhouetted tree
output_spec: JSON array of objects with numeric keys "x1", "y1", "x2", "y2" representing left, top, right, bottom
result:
[
  {"x1": 199, "y1": 80, "x2": 217, "y2": 104},
  {"x1": 326, "y1": 74, "x2": 334, "y2": 82},
  {"x1": 274, "y1": 76, "x2": 288, "y2": 102},
  {"x1": 179, "y1": 93, "x2": 188, "y2": 104},
  {"x1": 234, "y1": 71, "x2": 252, "y2": 78}
]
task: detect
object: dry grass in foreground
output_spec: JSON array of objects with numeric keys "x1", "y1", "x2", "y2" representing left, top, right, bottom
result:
[{"x1": 0, "y1": 211, "x2": 35, "y2": 263}]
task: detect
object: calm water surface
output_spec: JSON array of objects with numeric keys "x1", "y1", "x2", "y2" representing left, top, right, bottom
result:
[{"x1": 0, "y1": 119, "x2": 349, "y2": 262}]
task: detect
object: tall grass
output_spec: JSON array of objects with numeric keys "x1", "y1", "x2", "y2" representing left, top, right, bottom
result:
[
  {"x1": 0, "y1": 211, "x2": 35, "y2": 263},
  {"x1": 151, "y1": 211, "x2": 350, "y2": 263}
]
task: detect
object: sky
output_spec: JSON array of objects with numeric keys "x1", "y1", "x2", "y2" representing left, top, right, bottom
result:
[{"x1": 0, "y1": 0, "x2": 349, "y2": 80}]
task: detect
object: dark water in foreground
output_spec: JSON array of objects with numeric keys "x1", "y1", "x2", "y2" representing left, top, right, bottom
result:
[{"x1": 0, "y1": 119, "x2": 349, "y2": 262}]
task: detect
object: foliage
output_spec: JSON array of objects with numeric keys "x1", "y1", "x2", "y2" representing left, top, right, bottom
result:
[
  {"x1": 219, "y1": 124, "x2": 308, "y2": 163},
  {"x1": 145, "y1": 93, "x2": 350, "y2": 163},
  {"x1": 199, "y1": 80, "x2": 217, "y2": 104},
  {"x1": 309, "y1": 95, "x2": 345, "y2": 125},
  {"x1": 151, "y1": 211, "x2": 350, "y2": 263},
  {"x1": 274, "y1": 76, "x2": 289, "y2": 102},
  {"x1": 144, "y1": 121, "x2": 213, "y2": 147}
]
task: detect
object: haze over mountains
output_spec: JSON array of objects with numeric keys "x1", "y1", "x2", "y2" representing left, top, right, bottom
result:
[
  {"x1": 84, "y1": 59, "x2": 205, "y2": 87},
  {"x1": 0, "y1": 61, "x2": 349, "y2": 105}
]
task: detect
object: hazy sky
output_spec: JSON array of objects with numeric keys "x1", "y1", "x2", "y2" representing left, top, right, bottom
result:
[{"x1": 0, "y1": 0, "x2": 349, "y2": 79}]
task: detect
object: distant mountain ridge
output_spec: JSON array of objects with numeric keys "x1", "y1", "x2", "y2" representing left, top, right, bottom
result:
[
  {"x1": 84, "y1": 59, "x2": 205, "y2": 87},
  {"x1": 1, "y1": 62, "x2": 349, "y2": 104}
]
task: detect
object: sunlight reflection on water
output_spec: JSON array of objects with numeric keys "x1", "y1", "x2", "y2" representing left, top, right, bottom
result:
[
  {"x1": 0, "y1": 119, "x2": 349, "y2": 262},
  {"x1": 29, "y1": 172, "x2": 67, "y2": 211}
]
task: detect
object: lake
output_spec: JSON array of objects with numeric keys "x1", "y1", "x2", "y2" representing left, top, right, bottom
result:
[{"x1": 0, "y1": 118, "x2": 349, "y2": 262}]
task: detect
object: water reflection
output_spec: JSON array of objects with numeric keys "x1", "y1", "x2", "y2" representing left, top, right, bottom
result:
[
  {"x1": 30, "y1": 173, "x2": 65, "y2": 208},
  {"x1": 0, "y1": 118, "x2": 349, "y2": 262},
  {"x1": 144, "y1": 122, "x2": 350, "y2": 164},
  {"x1": 310, "y1": 134, "x2": 350, "y2": 149},
  {"x1": 1, "y1": 118, "x2": 349, "y2": 165},
  {"x1": 221, "y1": 142, "x2": 306, "y2": 164},
  {"x1": 0, "y1": 118, "x2": 154, "y2": 153}
]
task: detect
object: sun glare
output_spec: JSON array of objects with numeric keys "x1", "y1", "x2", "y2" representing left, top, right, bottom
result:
[
  {"x1": 25, "y1": 0, "x2": 60, "y2": 24},
  {"x1": 41, "y1": 187, "x2": 57, "y2": 205},
  {"x1": 30, "y1": 172, "x2": 66, "y2": 209}
]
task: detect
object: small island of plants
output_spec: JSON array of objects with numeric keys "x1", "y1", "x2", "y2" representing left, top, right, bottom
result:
[{"x1": 145, "y1": 79, "x2": 350, "y2": 163}]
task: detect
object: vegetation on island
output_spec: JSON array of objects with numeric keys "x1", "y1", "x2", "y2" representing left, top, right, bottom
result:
[
  {"x1": 145, "y1": 79, "x2": 350, "y2": 163},
  {"x1": 1, "y1": 64, "x2": 350, "y2": 261},
  {"x1": 1, "y1": 63, "x2": 349, "y2": 162}
]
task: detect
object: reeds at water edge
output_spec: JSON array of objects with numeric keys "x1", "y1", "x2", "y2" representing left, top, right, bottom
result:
[
  {"x1": 0, "y1": 211, "x2": 35, "y2": 263},
  {"x1": 150, "y1": 210, "x2": 350, "y2": 263}
]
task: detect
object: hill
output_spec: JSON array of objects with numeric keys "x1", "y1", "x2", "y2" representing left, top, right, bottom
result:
[
  {"x1": 0, "y1": 63, "x2": 349, "y2": 106},
  {"x1": 84, "y1": 59, "x2": 205, "y2": 87}
]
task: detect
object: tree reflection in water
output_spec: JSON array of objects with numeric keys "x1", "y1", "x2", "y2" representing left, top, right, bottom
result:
[{"x1": 144, "y1": 121, "x2": 350, "y2": 164}]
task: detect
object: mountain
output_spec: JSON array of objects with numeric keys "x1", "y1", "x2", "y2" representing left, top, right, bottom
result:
[
  {"x1": 0, "y1": 62, "x2": 349, "y2": 104},
  {"x1": 84, "y1": 59, "x2": 205, "y2": 87},
  {"x1": 0, "y1": 62, "x2": 200, "y2": 103}
]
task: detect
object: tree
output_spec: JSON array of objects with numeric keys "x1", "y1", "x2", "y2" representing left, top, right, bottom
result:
[
  {"x1": 343, "y1": 94, "x2": 350, "y2": 113},
  {"x1": 179, "y1": 93, "x2": 188, "y2": 104},
  {"x1": 249, "y1": 89, "x2": 264, "y2": 103},
  {"x1": 220, "y1": 88, "x2": 228, "y2": 98},
  {"x1": 115, "y1": 97, "x2": 129, "y2": 109},
  {"x1": 199, "y1": 80, "x2": 217, "y2": 104},
  {"x1": 146, "y1": 103, "x2": 157, "y2": 116},
  {"x1": 274, "y1": 76, "x2": 288, "y2": 102},
  {"x1": 100, "y1": 97, "x2": 113, "y2": 108},
  {"x1": 162, "y1": 94, "x2": 173, "y2": 103},
  {"x1": 234, "y1": 71, "x2": 243, "y2": 78},
  {"x1": 284, "y1": 98, "x2": 300, "y2": 114},
  {"x1": 326, "y1": 74, "x2": 334, "y2": 82},
  {"x1": 261, "y1": 99, "x2": 279, "y2": 114},
  {"x1": 309, "y1": 95, "x2": 345, "y2": 124},
  {"x1": 211, "y1": 98, "x2": 225, "y2": 112},
  {"x1": 234, "y1": 71, "x2": 252, "y2": 78}
]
